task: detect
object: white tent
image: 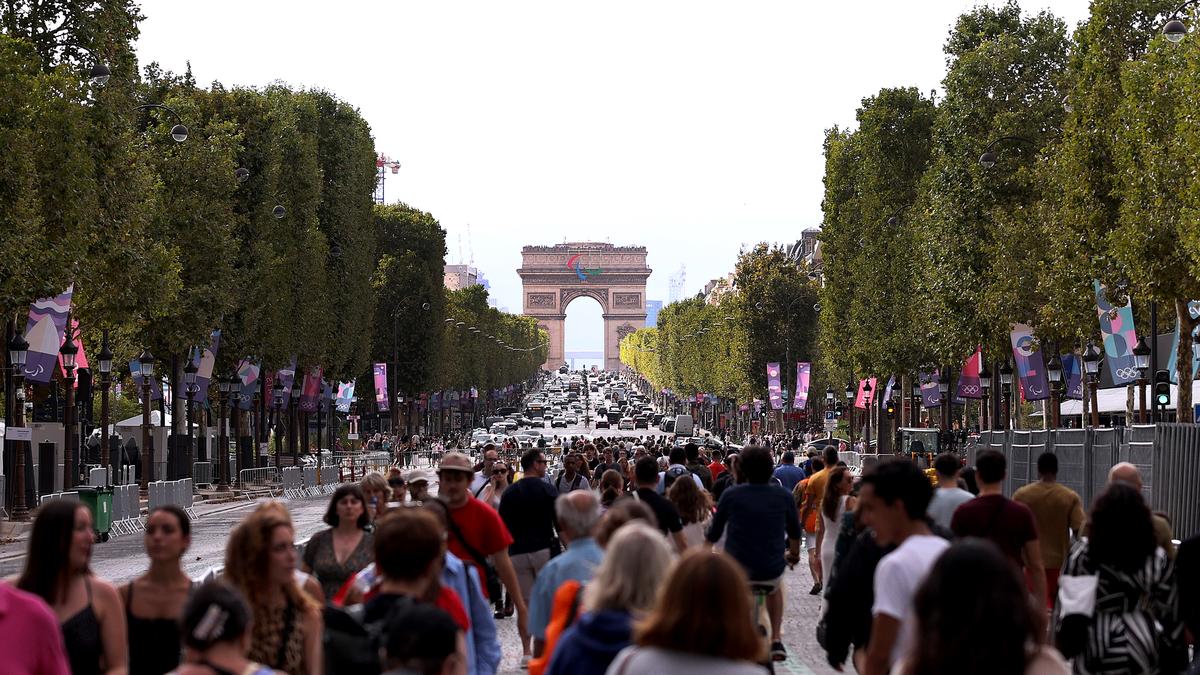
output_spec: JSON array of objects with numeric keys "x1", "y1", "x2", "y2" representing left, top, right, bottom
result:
[
  {"x1": 114, "y1": 410, "x2": 171, "y2": 429},
  {"x1": 1060, "y1": 379, "x2": 1200, "y2": 415}
]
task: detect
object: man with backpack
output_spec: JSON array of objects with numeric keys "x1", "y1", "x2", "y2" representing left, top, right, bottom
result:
[{"x1": 554, "y1": 452, "x2": 591, "y2": 492}]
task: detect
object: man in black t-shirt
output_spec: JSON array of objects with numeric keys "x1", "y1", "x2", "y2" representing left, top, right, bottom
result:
[
  {"x1": 633, "y1": 456, "x2": 686, "y2": 553},
  {"x1": 498, "y1": 449, "x2": 560, "y2": 647}
]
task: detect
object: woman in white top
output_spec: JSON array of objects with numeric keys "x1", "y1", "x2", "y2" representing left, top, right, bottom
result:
[
  {"x1": 817, "y1": 466, "x2": 856, "y2": 588},
  {"x1": 666, "y1": 475, "x2": 712, "y2": 549}
]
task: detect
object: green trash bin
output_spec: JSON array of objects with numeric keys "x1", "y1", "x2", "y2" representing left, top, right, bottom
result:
[{"x1": 76, "y1": 486, "x2": 114, "y2": 542}]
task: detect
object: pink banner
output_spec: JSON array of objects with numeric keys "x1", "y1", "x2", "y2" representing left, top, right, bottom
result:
[
  {"x1": 854, "y1": 377, "x2": 878, "y2": 410},
  {"x1": 956, "y1": 346, "x2": 983, "y2": 399},
  {"x1": 766, "y1": 362, "x2": 783, "y2": 410},
  {"x1": 22, "y1": 285, "x2": 74, "y2": 383},
  {"x1": 373, "y1": 363, "x2": 389, "y2": 412},
  {"x1": 299, "y1": 366, "x2": 323, "y2": 413},
  {"x1": 792, "y1": 363, "x2": 811, "y2": 409}
]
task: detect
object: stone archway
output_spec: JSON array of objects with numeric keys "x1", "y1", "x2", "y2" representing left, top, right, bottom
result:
[{"x1": 518, "y1": 243, "x2": 651, "y2": 372}]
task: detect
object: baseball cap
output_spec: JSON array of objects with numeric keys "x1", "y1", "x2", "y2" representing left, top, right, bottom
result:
[
  {"x1": 664, "y1": 464, "x2": 689, "y2": 488},
  {"x1": 438, "y1": 451, "x2": 475, "y2": 474},
  {"x1": 406, "y1": 468, "x2": 432, "y2": 484}
]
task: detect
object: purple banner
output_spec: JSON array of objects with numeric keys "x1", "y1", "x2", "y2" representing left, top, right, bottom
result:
[
  {"x1": 1061, "y1": 354, "x2": 1084, "y2": 400},
  {"x1": 176, "y1": 331, "x2": 220, "y2": 404},
  {"x1": 21, "y1": 285, "x2": 74, "y2": 383},
  {"x1": 920, "y1": 370, "x2": 942, "y2": 408},
  {"x1": 882, "y1": 374, "x2": 896, "y2": 403},
  {"x1": 792, "y1": 363, "x2": 811, "y2": 409},
  {"x1": 1009, "y1": 324, "x2": 1050, "y2": 402},
  {"x1": 335, "y1": 381, "x2": 355, "y2": 413},
  {"x1": 1094, "y1": 281, "x2": 1138, "y2": 385},
  {"x1": 276, "y1": 357, "x2": 298, "y2": 406},
  {"x1": 373, "y1": 363, "x2": 389, "y2": 413},
  {"x1": 129, "y1": 358, "x2": 164, "y2": 401},
  {"x1": 237, "y1": 359, "x2": 261, "y2": 410},
  {"x1": 766, "y1": 362, "x2": 783, "y2": 410},
  {"x1": 956, "y1": 346, "x2": 983, "y2": 399},
  {"x1": 299, "y1": 366, "x2": 322, "y2": 413}
]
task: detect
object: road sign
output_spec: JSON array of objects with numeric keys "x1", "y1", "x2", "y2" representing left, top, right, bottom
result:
[
  {"x1": 824, "y1": 410, "x2": 837, "y2": 432},
  {"x1": 4, "y1": 426, "x2": 31, "y2": 441}
]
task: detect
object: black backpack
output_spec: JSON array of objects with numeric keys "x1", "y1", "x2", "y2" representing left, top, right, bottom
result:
[{"x1": 323, "y1": 595, "x2": 416, "y2": 675}]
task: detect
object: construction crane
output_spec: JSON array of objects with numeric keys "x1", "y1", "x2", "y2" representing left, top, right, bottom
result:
[{"x1": 374, "y1": 153, "x2": 401, "y2": 204}]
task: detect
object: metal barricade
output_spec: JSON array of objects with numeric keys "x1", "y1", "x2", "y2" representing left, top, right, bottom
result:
[
  {"x1": 193, "y1": 462, "x2": 214, "y2": 488},
  {"x1": 1124, "y1": 425, "x2": 1155, "y2": 505},
  {"x1": 148, "y1": 481, "x2": 168, "y2": 511},
  {"x1": 1050, "y1": 428, "x2": 1088, "y2": 504},
  {"x1": 281, "y1": 467, "x2": 305, "y2": 499},
  {"x1": 1152, "y1": 424, "x2": 1200, "y2": 540},
  {"x1": 88, "y1": 467, "x2": 109, "y2": 487},
  {"x1": 1090, "y1": 428, "x2": 1122, "y2": 507},
  {"x1": 1006, "y1": 430, "x2": 1047, "y2": 497},
  {"x1": 238, "y1": 467, "x2": 280, "y2": 500},
  {"x1": 39, "y1": 491, "x2": 80, "y2": 505},
  {"x1": 0, "y1": 474, "x2": 5, "y2": 519}
]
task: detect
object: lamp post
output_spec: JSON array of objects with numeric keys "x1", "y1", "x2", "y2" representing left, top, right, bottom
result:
[
  {"x1": 273, "y1": 379, "x2": 285, "y2": 472},
  {"x1": 979, "y1": 362, "x2": 992, "y2": 430},
  {"x1": 8, "y1": 332, "x2": 30, "y2": 519},
  {"x1": 184, "y1": 355, "x2": 198, "y2": 477},
  {"x1": 1133, "y1": 336, "x2": 1151, "y2": 424},
  {"x1": 217, "y1": 375, "x2": 231, "y2": 491},
  {"x1": 1046, "y1": 354, "x2": 1063, "y2": 429},
  {"x1": 1083, "y1": 343, "x2": 1102, "y2": 428},
  {"x1": 999, "y1": 360, "x2": 1014, "y2": 430},
  {"x1": 290, "y1": 378, "x2": 302, "y2": 467},
  {"x1": 230, "y1": 382, "x2": 243, "y2": 478},
  {"x1": 97, "y1": 331, "x2": 114, "y2": 484},
  {"x1": 863, "y1": 379, "x2": 874, "y2": 448},
  {"x1": 1163, "y1": 0, "x2": 1200, "y2": 42},
  {"x1": 911, "y1": 378, "x2": 922, "y2": 427},
  {"x1": 138, "y1": 350, "x2": 155, "y2": 490},
  {"x1": 937, "y1": 370, "x2": 950, "y2": 433},
  {"x1": 60, "y1": 329, "x2": 79, "y2": 489},
  {"x1": 844, "y1": 381, "x2": 855, "y2": 448}
]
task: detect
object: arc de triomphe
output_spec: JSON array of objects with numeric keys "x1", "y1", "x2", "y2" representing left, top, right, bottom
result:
[{"x1": 518, "y1": 243, "x2": 651, "y2": 372}]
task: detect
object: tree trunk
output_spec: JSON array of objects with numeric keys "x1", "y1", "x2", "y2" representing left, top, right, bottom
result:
[
  {"x1": 1176, "y1": 298, "x2": 1197, "y2": 423},
  {"x1": 1126, "y1": 385, "x2": 1134, "y2": 428},
  {"x1": 171, "y1": 354, "x2": 182, "y2": 436}
]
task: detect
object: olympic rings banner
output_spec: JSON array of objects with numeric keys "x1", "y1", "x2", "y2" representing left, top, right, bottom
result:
[
  {"x1": 956, "y1": 346, "x2": 983, "y2": 399},
  {"x1": 1009, "y1": 324, "x2": 1050, "y2": 402},
  {"x1": 1094, "y1": 281, "x2": 1139, "y2": 385},
  {"x1": 1166, "y1": 301, "x2": 1200, "y2": 383},
  {"x1": 766, "y1": 362, "x2": 784, "y2": 410}
]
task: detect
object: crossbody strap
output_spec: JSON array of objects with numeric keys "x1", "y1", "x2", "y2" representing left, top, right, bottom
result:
[{"x1": 444, "y1": 508, "x2": 491, "y2": 570}]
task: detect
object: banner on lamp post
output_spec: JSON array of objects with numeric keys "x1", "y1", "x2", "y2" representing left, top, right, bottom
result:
[
  {"x1": 920, "y1": 370, "x2": 942, "y2": 408},
  {"x1": 1093, "y1": 281, "x2": 1139, "y2": 385},
  {"x1": 276, "y1": 357, "x2": 298, "y2": 406},
  {"x1": 336, "y1": 381, "x2": 356, "y2": 413},
  {"x1": 22, "y1": 284, "x2": 74, "y2": 384},
  {"x1": 1061, "y1": 354, "x2": 1084, "y2": 400},
  {"x1": 766, "y1": 362, "x2": 783, "y2": 410},
  {"x1": 854, "y1": 377, "x2": 877, "y2": 410},
  {"x1": 373, "y1": 363, "x2": 389, "y2": 413},
  {"x1": 956, "y1": 347, "x2": 983, "y2": 399},
  {"x1": 177, "y1": 331, "x2": 220, "y2": 404},
  {"x1": 1166, "y1": 301, "x2": 1200, "y2": 383},
  {"x1": 1009, "y1": 324, "x2": 1050, "y2": 402},
  {"x1": 237, "y1": 359, "x2": 261, "y2": 410},
  {"x1": 299, "y1": 366, "x2": 323, "y2": 413},
  {"x1": 793, "y1": 363, "x2": 811, "y2": 409}
]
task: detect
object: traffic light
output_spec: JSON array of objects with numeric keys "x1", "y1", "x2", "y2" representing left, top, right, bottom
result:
[
  {"x1": 1154, "y1": 369, "x2": 1171, "y2": 409},
  {"x1": 835, "y1": 402, "x2": 844, "y2": 419},
  {"x1": 885, "y1": 400, "x2": 896, "y2": 419}
]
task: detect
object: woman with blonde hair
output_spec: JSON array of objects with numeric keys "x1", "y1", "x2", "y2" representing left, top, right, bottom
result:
[
  {"x1": 360, "y1": 471, "x2": 391, "y2": 524},
  {"x1": 598, "y1": 469, "x2": 625, "y2": 511},
  {"x1": 667, "y1": 475, "x2": 712, "y2": 548},
  {"x1": 608, "y1": 549, "x2": 768, "y2": 674},
  {"x1": 224, "y1": 502, "x2": 323, "y2": 674},
  {"x1": 546, "y1": 522, "x2": 673, "y2": 675}
]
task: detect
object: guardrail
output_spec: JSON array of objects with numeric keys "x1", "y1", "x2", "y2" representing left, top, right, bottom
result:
[
  {"x1": 238, "y1": 467, "x2": 281, "y2": 500},
  {"x1": 39, "y1": 491, "x2": 80, "y2": 505},
  {"x1": 193, "y1": 462, "x2": 214, "y2": 488},
  {"x1": 110, "y1": 484, "x2": 143, "y2": 536}
]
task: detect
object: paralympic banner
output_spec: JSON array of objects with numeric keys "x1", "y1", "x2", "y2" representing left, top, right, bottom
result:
[
  {"x1": 276, "y1": 357, "x2": 298, "y2": 406},
  {"x1": 22, "y1": 285, "x2": 74, "y2": 384},
  {"x1": 237, "y1": 359, "x2": 261, "y2": 410},
  {"x1": 1059, "y1": 353, "x2": 1084, "y2": 400},
  {"x1": 956, "y1": 347, "x2": 983, "y2": 399},
  {"x1": 1166, "y1": 301, "x2": 1200, "y2": 383},
  {"x1": 373, "y1": 363, "x2": 389, "y2": 413},
  {"x1": 882, "y1": 374, "x2": 896, "y2": 404},
  {"x1": 129, "y1": 357, "x2": 165, "y2": 401},
  {"x1": 335, "y1": 381, "x2": 355, "y2": 412},
  {"x1": 766, "y1": 362, "x2": 783, "y2": 410},
  {"x1": 920, "y1": 370, "x2": 942, "y2": 408},
  {"x1": 854, "y1": 377, "x2": 877, "y2": 409},
  {"x1": 1094, "y1": 281, "x2": 1139, "y2": 385},
  {"x1": 1009, "y1": 324, "x2": 1050, "y2": 402},
  {"x1": 793, "y1": 363, "x2": 811, "y2": 409},
  {"x1": 176, "y1": 331, "x2": 220, "y2": 404},
  {"x1": 299, "y1": 366, "x2": 323, "y2": 413}
]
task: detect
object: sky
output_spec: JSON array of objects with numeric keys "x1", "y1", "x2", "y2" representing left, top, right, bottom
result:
[{"x1": 133, "y1": 0, "x2": 1091, "y2": 363}]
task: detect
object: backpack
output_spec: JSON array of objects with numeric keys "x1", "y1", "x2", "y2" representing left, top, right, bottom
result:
[
  {"x1": 323, "y1": 595, "x2": 416, "y2": 675},
  {"x1": 555, "y1": 472, "x2": 583, "y2": 492}
]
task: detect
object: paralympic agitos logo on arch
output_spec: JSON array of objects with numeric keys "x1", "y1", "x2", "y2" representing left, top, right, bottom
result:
[{"x1": 566, "y1": 254, "x2": 602, "y2": 281}]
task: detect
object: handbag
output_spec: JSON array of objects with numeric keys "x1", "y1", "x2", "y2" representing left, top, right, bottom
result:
[{"x1": 445, "y1": 512, "x2": 504, "y2": 600}]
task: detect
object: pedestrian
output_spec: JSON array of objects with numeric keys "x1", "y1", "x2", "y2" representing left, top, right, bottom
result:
[
  {"x1": 554, "y1": 452, "x2": 591, "y2": 492},
  {"x1": 704, "y1": 446, "x2": 801, "y2": 662},
  {"x1": 437, "y1": 452, "x2": 530, "y2": 660},
  {"x1": 707, "y1": 448, "x2": 726, "y2": 482},
  {"x1": 527, "y1": 492, "x2": 604, "y2": 669},
  {"x1": 819, "y1": 498, "x2": 890, "y2": 673},
  {"x1": 925, "y1": 453, "x2": 973, "y2": 531},
  {"x1": 388, "y1": 475, "x2": 407, "y2": 504},
  {"x1": 817, "y1": 466, "x2": 856, "y2": 590},
  {"x1": 476, "y1": 459, "x2": 510, "y2": 509},
  {"x1": 122, "y1": 504, "x2": 193, "y2": 675},
  {"x1": 598, "y1": 469, "x2": 625, "y2": 511},
  {"x1": 772, "y1": 451, "x2": 806, "y2": 492},
  {"x1": 1013, "y1": 452, "x2": 1086, "y2": 610},
  {"x1": 606, "y1": 549, "x2": 769, "y2": 674},
  {"x1": 544, "y1": 522, "x2": 674, "y2": 675},
  {"x1": 301, "y1": 483, "x2": 375, "y2": 600},
  {"x1": 498, "y1": 449, "x2": 559, "y2": 650},
  {"x1": 470, "y1": 444, "x2": 500, "y2": 498},
  {"x1": 1106, "y1": 462, "x2": 1176, "y2": 557},
  {"x1": 712, "y1": 452, "x2": 741, "y2": 502},
  {"x1": 1176, "y1": 533, "x2": 1200, "y2": 671},
  {"x1": 223, "y1": 502, "x2": 323, "y2": 674},
  {"x1": 591, "y1": 446, "x2": 619, "y2": 484},
  {"x1": 632, "y1": 456, "x2": 687, "y2": 552},
  {"x1": 361, "y1": 471, "x2": 392, "y2": 524},
  {"x1": 17, "y1": 499, "x2": 128, "y2": 675},
  {"x1": 0, "y1": 572, "x2": 71, "y2": 674},
  {"x1": 380, "y1": 603, "x2": 470, "y2": 675},
  {"x1": 800, "y1": 447, "x2": 840, "y2": 593},
  {"x1": 684, "y1": 443, "x2": 713, "y2": 490},
  {"x1": 666, "y1": 473, "x2": 712, "y2": 549},
  {"x1": 951, "y1": 450, "x2": 1046, "y2": 607},
  {"x1": 407, "y1": 468, "x2": 432, "y2": 503},
  {"x1": 857, "y1": 459, "x2": 949, "y2": 675},
  {"x1": 1054, "y1": 482, "x2": 1185, "y2": 674},
  {"x1": 794, "y1": 457, "x2": 824, "y2": 593},
  {"x1": 896, "y1": 539, "x2": 1069, "y2": 675},
  {"x1": 170, "y1": 581, "x2": 278, "y2": 675}
]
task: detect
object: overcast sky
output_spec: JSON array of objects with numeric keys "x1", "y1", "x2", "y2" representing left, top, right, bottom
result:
[{"x1": 134, "y1": 0, "x2": 1090, "y2": 363}]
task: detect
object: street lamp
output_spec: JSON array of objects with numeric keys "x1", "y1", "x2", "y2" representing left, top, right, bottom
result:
[
  {"x1": 1133, "y1": 336, "x2": 1151, "y2": 423},
  {"x1": 184, "y1": 354, "x2": 198, "y2": 475},
  {"x1": 978, "y1": 136, "x2": 1038, "y2": 169},
  {"x1": 7, "y1": 331, "x2": 30, "y2": 519},
  {"x1": 1083, "y1": 342, "x2": 1102, "y2": 428},
  {"x1": 272, "y1": 378, "x2": 284, "y2": 471},
  {"x1": 97, "y1": 331, "x2": 114, "y2": 484},
  {"x1": 217, "y1": 375, "x2": 232, "y2": 490},
  {"x1": 290, "y1": 378, "x2": 302, "y2": 467},
  {"x1": 60, "y1": 331, "x2": 79, "y2": 489},
  {"x1": 1046, "y1": 353, "x2": 1062, "y2": 428},
  {"x1": 138, "y1": 350, "x2": 155, "y2": 490},
  {"x1": 999, "y1": 360, "x2": 1014, "y2": 430},
  {"x1": 979, "y1": 362, "x2": 992, "y2": 430},
  {"x1": 135, "y1": 103, "x2": 189, "y2": 143}
]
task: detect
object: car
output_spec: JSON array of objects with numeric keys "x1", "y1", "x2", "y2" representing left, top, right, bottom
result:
[
  {"x1": 529, "y1": 416, "x2": 547, "y2": 428},
  {"x1": 485, "y1": 416, "x2": 505, "y2": 427},
  {"x1": 661, "y1": 419, "x2": 675, "y2": 433},
  {"x1": 565, "y1": 414, "x2": 578, "y2": 424},
  {"x1": 551, "y1": 416, "x2": 568, "y2": 428},
  {"x1": 489, "y1": 424, "x2": 507, "y2": 435},
  {"x1": 634, "y1": 416, "x2": 649, "y2": 429},
  {"x1": 503, "y1": 420, "x2": 518, "y2": 432},
  {"x1": 618, "y1": 417, "x2": 635, "y2": 430},
  {"x1": 594, "y1": 419, "x2": 610, "y2": 429},
  {"x1": 651, "y1": 413, "x2": 664, "y2": 425}
]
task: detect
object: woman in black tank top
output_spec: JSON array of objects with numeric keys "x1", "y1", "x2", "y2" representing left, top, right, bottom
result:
[
  {"x1": 17, "y1": 500, "x2": 128, "y2": 674},
  {"x1": 122, "y1": 505, "x2": 194, "y2": 674}
]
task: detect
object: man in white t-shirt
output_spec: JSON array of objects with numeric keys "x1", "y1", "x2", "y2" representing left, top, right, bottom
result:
[
  {"x1": 858, "y1": 460, "x2": 950, "y2": 675},
  {"x1": 469, "y1": 444, "x2": 500, "y2": 497},
  {"x1": 925, "y1": 452, "x2": 975, "y2": 531}
]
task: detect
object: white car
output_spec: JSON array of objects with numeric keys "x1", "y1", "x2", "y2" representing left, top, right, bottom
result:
[
  {"x1": 551, "y1": 416, "x2": 568, "y2": 428},
  {"x1": 529, "y1": 416, "x2": 547, "y2": 428},
  {"x1": 618, "y1": 417, "x2": 635, "y2": 430},
  {"x1": 565, "y1": 414, "x2": 578, "y2": 424}
]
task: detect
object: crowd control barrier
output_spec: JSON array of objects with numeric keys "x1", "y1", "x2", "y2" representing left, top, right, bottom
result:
[
  {"x1": 110, "y1": 484, "x2": 143, "y2": 536},
  {"x1": 193, "y1": 462, "x2": 214, "y2": 488}
]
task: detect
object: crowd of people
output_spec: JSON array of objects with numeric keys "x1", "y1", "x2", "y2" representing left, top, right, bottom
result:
[{"x1": 3, "y1": 432, "x2": 1200, "y2": 675}]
